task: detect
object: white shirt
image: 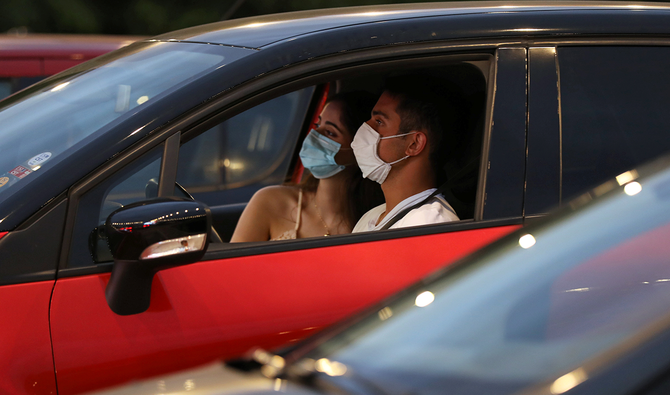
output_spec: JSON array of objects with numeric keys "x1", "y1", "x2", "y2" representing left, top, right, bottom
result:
[{"x1": 352, "y1": 188, "x2": 459, "y2": 233}]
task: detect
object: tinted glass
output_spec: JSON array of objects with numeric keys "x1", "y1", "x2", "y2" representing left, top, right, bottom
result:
[
  {"x1": 0, "y1": 41, "x2": 247, "y2": 202},
  {"x1": 177, "y1": 87, "x2": 313, "y2": 206},
  {"x1": 559, "y1": 47, "x2": 670, "y2": 202},
  {"x1": 293, "y1": 166, "x2": 670, "y2": 395}
]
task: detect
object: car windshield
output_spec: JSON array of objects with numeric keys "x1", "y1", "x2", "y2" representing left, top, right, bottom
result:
[
  {"x1": 0, "y1": 41, "x2": 234, "y2": 198},
  {"x1": 292, "y1": 167, "x2": 670, "y2": 395}
]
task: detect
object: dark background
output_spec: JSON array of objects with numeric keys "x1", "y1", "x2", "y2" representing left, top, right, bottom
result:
[{"x1": 0, "y1": 0, "x2": 455, "y2": 36}]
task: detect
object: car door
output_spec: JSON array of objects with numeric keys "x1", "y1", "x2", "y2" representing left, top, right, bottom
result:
[
  {"x1": 49, "y1": 46, "x2": 527, "y2": 394},
  {"x1": 525, "y1": 42, "x2": 670, "y2": 216}
]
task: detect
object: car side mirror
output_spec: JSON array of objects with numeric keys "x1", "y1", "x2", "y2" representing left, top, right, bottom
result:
[{"x1": 105, "y1": 198, "x2": 211, "y2": 315}]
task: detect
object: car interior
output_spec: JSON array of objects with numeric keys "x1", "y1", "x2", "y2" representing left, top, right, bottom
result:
[
  {"x1": 84, "y1": 55, "x2": 492, "y2": 264},
  {"x1": 197, "y1": 60, "x2": 490, "y2": 242}
]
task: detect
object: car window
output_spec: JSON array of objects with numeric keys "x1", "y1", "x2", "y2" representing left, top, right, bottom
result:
[
  {"x1": 68, "y1": 60, "x2": 491, "y2": 266},
  {"x1": 559, "y1": 46, "x2": 670, "y2": 202},
  {"x1": 69, "y1": 146, "x2": 163, "y2": 267},
  {"x1": 176, "y1": 87, "x2": 314, "y2": 206},
  {"x1": 0, "y1": 42, "x2": 248, "y2": 205},
  {"x1": 184, "y1": 62, "x2": 490, "y2": 243}
]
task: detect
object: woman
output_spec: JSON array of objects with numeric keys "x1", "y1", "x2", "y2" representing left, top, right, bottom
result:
[{"x1": 231, "y1": 91, "x2": 382, "y2": 241}]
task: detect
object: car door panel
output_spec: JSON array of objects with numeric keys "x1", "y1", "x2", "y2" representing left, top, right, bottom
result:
[
  {"x1": 0, "y1": 280, "x2": 57, "y2": 395},
  {"x1": 0, "y1": 198, "x2": 65, "y2": 394},
  {"x1": 50, "y1": 44, "x2": 527, "y2": 394},
  {"x1": 50, "y1": 224, "x2": 518, "y2": 394}
]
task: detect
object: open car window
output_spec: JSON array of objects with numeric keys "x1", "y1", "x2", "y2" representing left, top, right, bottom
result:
[
  {"x1": 67, "y1": 55, "x2": 492, "y2": 269},
  {"x1": 182, "y1": 59, "x2": 490, "y2": 244}
]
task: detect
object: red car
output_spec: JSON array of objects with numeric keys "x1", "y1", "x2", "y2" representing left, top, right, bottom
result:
[
  {"x1": 3, "y1": 3, "x2": 670, "y2": 395},
  {"x1": 0, "y1": 33, "x2": 140, "y2": 100}
]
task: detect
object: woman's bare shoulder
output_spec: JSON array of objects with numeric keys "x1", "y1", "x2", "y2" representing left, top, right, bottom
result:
[{"x1": 249, "y1": 185, "x2": 301, "y2": 209}]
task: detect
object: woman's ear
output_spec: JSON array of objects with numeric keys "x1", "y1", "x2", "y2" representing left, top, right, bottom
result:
[{"x1": 405, "y1": 131, "x2": 428, "y2": 156}]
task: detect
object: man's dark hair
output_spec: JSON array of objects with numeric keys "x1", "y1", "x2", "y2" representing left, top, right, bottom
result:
[
  {"x1": 328, "y1": 91, "x2": 378, "y2": 137},
  {"x1": 383, "y1": 74, "x2": 467, "y2": 177}
]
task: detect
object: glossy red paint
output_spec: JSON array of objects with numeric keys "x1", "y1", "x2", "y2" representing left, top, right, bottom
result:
[
  {"x1": 0, "y1": 280, "x2": 57, "y2": 395},
  {"x1": 0, "y1": 231, "x2": 6, "y2": 241},
  {"x1": 50, "y1": 225, "x2": 518, "y2": 394}
]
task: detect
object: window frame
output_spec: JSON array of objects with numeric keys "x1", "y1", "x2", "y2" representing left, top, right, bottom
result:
[
  {"x1": 524, "y1": 39, "x2": 670, "y2": 221},
  {"x1": 59, "y1": 42, "x2": 513, "y2": 277}
]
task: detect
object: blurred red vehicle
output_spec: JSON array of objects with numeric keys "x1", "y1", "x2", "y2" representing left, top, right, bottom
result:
[{"x1": 0, "y1": 33, "x2": 140, "y2": 100}]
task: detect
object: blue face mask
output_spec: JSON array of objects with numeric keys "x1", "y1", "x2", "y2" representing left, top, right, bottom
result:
[{"x1": 299, "y1": 130, "x2": 346, "y2": 179}]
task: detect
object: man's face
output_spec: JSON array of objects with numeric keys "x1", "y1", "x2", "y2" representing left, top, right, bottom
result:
[{"x1": 366, "y1": 91, "x2": 408, "y2": 163}]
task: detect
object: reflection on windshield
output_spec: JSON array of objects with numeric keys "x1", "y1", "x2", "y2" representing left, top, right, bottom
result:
[
  {"x1": 0, "y1": 41, "x2": 228, "y2": 197},
  {"x1": 294, "y1": 173, "x2": 670, "y2": 395}
]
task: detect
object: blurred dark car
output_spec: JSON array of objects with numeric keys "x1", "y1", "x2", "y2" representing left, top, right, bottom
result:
[
  {"x1": 90, "y1": 156, "x2": 670, "y2": 395},
  {"x1": 4, "y1": 2, "x2": 670, "y2": 394},
  {"x1": 0, "y1": 33, "x2": 140, "y2": 100}
]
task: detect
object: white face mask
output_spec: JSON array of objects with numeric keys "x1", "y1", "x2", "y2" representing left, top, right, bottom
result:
[{"x1": 351, "y1": 122, "x2": 416, "y2": 184}]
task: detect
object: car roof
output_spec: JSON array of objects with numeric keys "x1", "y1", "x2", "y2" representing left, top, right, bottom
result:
[
  {"x1": 0, "y1": 34, "x2": 144, "y2": 58},
  {"x1": 151, "y1": 1, "x2": 670, "y2": 48}
]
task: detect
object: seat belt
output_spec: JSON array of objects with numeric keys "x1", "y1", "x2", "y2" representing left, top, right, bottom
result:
[
  {"x1": 380, "y1": 189, "x2": 445, "y2": 230},
  {"x1": 379, "y1": 157, "x2": 477, "y2": 230}
]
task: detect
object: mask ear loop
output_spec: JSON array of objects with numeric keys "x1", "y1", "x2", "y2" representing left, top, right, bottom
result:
[
  {"x1": 336, "y1": 146, "x2": 356, "y2": 169},
  {"x1": 379, "y1": 131, "x2": 417, "y2": 140},
  {"x1": 379, "y1": 131, "x2": 417, "y2": 165},
  {"x1": 388, "y1": 155, "x2": 410, "y2": 165}
]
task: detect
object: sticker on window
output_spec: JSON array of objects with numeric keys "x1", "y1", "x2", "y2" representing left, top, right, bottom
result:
[
  {"x1": 0, "y1": 153, "x2": 55, "y2": 193},
  {"x1": 27, "y1": 152, "x2": 52, "y2": 169},
  {"x1": 9, "y1": 165, "x2": 32, "y2": 179}
]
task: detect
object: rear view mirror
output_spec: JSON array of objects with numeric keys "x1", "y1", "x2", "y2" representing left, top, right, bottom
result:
[{"x1": 105, "y1": 198, "x2": 211, "y2": 315}]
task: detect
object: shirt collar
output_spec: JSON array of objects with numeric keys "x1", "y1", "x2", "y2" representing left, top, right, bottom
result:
[{"x1": 374, "y1": 188, "x2": 438, "y2": 230}]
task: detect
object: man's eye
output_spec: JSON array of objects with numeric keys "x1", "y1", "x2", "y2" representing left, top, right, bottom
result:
[
  {"x1": 376, "y1": 119, "x2": 382, "y2": 125},
  {"x1": 326, "y1": 130, "x2": 336, "y2": 137}
]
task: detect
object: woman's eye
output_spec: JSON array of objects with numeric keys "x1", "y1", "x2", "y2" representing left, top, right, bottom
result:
[
  {"x1": 314, "y1": 123, "x2": 321, "y2": 129},
  {"x1": 326, "y1": 130, "x2": 336, "y2": 137}
]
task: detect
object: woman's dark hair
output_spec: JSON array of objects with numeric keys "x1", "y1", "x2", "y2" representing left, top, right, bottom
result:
[{"x1": 301, "y1": 90, "x2": 384, "y2": 228}]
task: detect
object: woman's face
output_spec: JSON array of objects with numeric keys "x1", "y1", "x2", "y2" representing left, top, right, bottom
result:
[{"x1": 315, "y1": 100, "x2": 356, "y2": 166}]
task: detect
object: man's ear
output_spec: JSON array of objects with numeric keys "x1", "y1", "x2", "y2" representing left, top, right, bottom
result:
[{"x1": 405, "y1": 131, "x2": 428, "y2": 156}]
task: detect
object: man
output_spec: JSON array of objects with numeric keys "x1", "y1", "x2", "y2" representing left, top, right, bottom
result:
[{"x1": 351, "y1": 75, "x2": 464, "y2": 232}]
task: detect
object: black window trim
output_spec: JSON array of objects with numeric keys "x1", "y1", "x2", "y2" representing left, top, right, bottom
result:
[
  {"x1": 525, "y1": 46, "x2": 561, "y2": 217},
  {"x1": 532, "y1": 40, "x2": 670, "y2": 214}
]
